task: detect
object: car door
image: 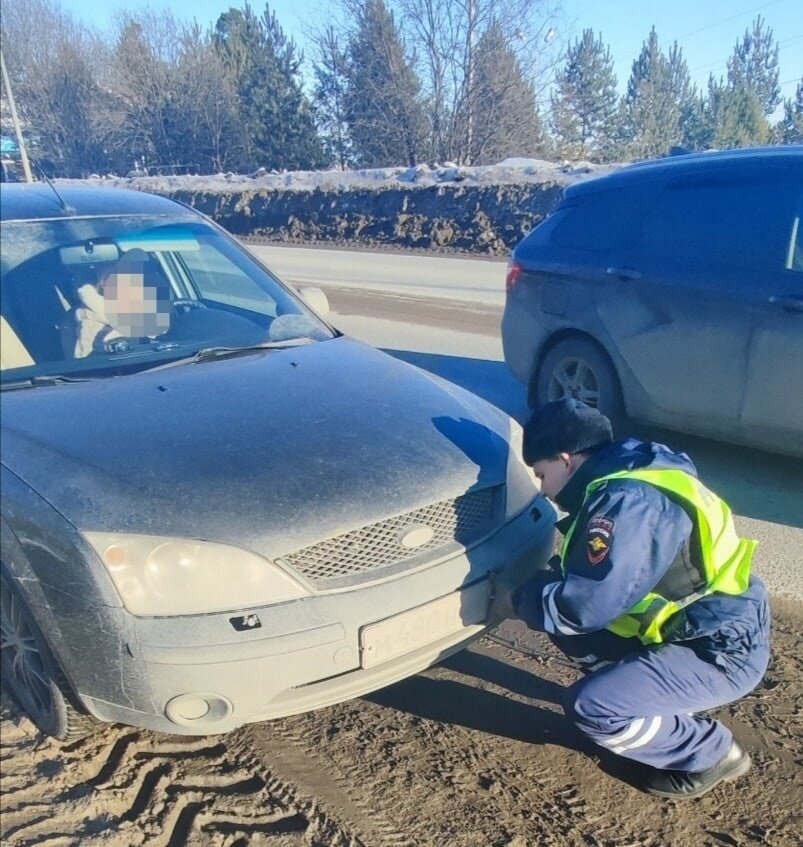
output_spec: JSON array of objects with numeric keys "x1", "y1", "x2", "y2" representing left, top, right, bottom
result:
[
  {"x1": 597, "y1": 175, "x2": 781, "y2": 436},
  {"x1": 741, "y1": 192, "x2": 803, "y2": 451}
]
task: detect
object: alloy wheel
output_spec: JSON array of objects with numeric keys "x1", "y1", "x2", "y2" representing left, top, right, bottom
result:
[
  {"x1": 0, "y1": 580, "x2": 54, "y2": 723},
  {"x1": 547, "y1": 356, "x2": 601, "y2": 408}
]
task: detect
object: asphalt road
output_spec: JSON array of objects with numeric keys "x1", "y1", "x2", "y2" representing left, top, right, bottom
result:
[
  {"x1": 251, "y1": 244, "x2": 803, "y2": 602},
  {"x1": 249, "y1": 242, "x2": 506, "y2": 306}
]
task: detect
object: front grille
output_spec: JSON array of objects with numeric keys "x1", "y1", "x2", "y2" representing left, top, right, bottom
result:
[{"x1": 281, "y1": 485, "x2": 503, "y2": 585}]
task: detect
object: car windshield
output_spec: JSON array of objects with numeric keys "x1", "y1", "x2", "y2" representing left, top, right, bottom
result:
[{"x1": 0, "y1": 214, "x2": 334, "y2": 385}]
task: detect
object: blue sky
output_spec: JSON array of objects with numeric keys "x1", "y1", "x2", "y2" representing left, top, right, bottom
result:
[{"x1": 59, "y1": 0, "x2": 802, "y2": 102}]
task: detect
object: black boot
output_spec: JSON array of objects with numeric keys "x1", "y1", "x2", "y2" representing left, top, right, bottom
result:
[{"x1": 643, "y1": 740, "x2": 751, "y2": 799}]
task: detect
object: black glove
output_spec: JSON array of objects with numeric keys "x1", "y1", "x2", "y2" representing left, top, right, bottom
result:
[
  {"x1": 488, "y1": 571, "x2": 520, "y2": 622},
  {"x1": 546, "y1": 554, "x2": 563, "y2": 575}
]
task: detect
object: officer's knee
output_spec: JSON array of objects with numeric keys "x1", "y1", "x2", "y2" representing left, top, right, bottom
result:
[
  {"x1": 564, "y1": 671, "x2": 615, "y2": 731},
  {"x1": 564, "y1": 677, "x2": 591, "y2": 724}
]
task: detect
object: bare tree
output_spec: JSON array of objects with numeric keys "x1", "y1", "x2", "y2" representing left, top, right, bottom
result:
[
  {"x1": 1, "y1": 0, "x2": 110, "y2": 175},
  {"x1": 395, "y1": 0, "x2": 561, "y2": 163},
  {"x1": 173, "y1": 24, "x2": 244, "y2": 172},
  {"x1": 101, "y1": 11, "x2": 247, "y2": 174},
  {"x1": 105, "y1": 10, "x2": 184, "y2": 170},
  {"x1": 309, "y1": 0, "x2": 561, "y2": 165}
]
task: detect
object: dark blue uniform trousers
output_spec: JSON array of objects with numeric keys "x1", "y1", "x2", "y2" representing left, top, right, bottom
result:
[{"x1": 563, "y1": 641, "x2": 770, "y2": 772}]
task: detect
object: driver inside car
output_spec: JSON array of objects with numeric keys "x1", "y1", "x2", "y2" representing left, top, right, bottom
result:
[{"x1": 71, "y1": 249, "x2": 172, "y2": 358}]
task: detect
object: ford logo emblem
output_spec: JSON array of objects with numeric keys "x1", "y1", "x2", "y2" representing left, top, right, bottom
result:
[{"x1": 398, "y1": 525, "x2": 435, "y2": 549}]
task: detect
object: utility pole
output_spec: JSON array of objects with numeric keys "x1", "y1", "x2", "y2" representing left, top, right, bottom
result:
[
  {"x1": 1, "y1": 49, "x2": 34, "y2": 183},
  {"x1": 463, "y1": 0, "x2": 477, "y2": 166}
]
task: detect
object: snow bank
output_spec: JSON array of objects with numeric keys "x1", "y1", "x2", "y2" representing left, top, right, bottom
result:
[{"x1": 61, "y1": 158, "x2": 621, "y2": 254}]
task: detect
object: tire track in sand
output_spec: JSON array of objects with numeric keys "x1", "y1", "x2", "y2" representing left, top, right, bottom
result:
[
  {"x1": 236, "y1": 720, "x2": 413, "y2": 847},
  {"x1": 242, "y1": 699, "x2": 601, "y2": 847},
  {"x1": 0, "y1": 694, "x2": 357, "y2": 847}
]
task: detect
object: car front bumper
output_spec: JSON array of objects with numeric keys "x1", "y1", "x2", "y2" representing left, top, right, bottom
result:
[{"x1": 77, "y1": 499, "x2": 555, "y2": 734}]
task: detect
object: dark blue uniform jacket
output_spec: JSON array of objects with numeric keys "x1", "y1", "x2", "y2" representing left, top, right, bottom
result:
[{"x1": 513, "y1": 439, "x2": 770, "y2": 669}]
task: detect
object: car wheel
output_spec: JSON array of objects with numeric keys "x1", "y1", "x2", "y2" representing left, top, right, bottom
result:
[
  {"x1": 0, "y1": 570, "x2": 97, "y2": 741},
  {"x1": 534, "y1": 338, "x2": 623, "y2": 429}
]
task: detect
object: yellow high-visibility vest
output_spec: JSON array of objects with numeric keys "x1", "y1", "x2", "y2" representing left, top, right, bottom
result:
[{"x1": 560, "y1": 468, "x2": 755, "y2": 645}]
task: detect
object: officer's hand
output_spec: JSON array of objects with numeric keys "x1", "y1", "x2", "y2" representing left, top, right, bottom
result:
[
  {"x1": 546, "y1": 554, "x2": 562, "y2": 575},
  {"x1": 488, "y1": 572, "x2": 519, "y2": 622}
]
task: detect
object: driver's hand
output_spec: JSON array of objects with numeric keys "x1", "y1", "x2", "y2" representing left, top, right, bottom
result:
[
  {"x1": 104, "y1": 337, "x2": 149, "y2": 353},
  {"x1": 104, "y1": 338, "x2": 135, "y2": 353}
]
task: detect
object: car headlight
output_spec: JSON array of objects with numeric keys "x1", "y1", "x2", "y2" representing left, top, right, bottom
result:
[
  {"x1": 84, "y1": 532, "x2": 310, "y2": 617},
  {"x1": 505, "y1": 417, "x2": 539, "y2": 520}
]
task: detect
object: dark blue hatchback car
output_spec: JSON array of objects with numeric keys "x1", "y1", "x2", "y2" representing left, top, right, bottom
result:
[{"x1": 503, "y1": 146, "x2": 803, "y2": 456}]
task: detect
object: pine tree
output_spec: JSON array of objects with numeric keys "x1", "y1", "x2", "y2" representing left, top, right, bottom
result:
[
  {"x1": 214, "y1": 6, "x2": 265, "y2": 169},
  {"x1": 467, "y1": 20, "x2": 545, "y2": 164},
  {"x1": 623, "y1": 28, "x2": 681, "y2": 159},
  {"x1": 667, "y1": 42, "x2": 701, "y2": 150},
  {"x1": 261, "y1": 7, "x2": 325, "y2": 170},
  {"x1": 393, "y1": 0, "x2": 562, "y2": 164},
  {"x1": 313, "y1": 27, "x2": 352, "y2": 169},
  {"x1": 344, "y1": 0, "x2": 425, "y2": 167},
  {"x1": 775, "y1": 77, "x2": 803, "y2": 144},
  {"x1": 680, "y1": 87, "x2": 715, "y2": 152},
  {"x1": 713, "y1": 84, "x2": 771, "y2": 148},
  {"x1": 550, "y1": 29, "x2": 618, "y2": 162},
  {"x1": 214, "y1": 3, "x2": 324, "y2": 171},
  {"x1": 726, "y1": 15, "x2": 781, "y2": 116}
]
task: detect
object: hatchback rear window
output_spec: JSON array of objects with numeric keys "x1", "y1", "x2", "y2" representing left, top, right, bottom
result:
[{"x1": 550, "y1": 187, "x2": 644, "y2": 253}]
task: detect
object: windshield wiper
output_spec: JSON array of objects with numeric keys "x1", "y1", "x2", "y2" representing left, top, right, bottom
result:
[
  {"x1": 193, "y1": 338, "x2": 316, "y2": 362},
  {"x1": 143, "y1": 338, "x2": 315, "y2": 371},
  {"x1": 1, "y1": 374, "x2": 95, "y2": 392}
]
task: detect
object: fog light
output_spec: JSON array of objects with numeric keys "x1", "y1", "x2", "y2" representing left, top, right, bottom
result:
[
  {"x1": 174, "y1": 696, "x2": 209, "y2": 720},
  {"x1": 165, "y1": 693, "x2": 233, "y2": 727}
]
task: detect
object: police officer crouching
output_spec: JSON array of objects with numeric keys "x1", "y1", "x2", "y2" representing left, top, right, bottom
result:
[{"x1": 493, "y1": 399, "x2": 771, "y2": 799}]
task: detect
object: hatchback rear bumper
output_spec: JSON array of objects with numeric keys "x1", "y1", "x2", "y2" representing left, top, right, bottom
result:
[{"x1": 502, "y1": 297, "x2": 548, "y2": 387}]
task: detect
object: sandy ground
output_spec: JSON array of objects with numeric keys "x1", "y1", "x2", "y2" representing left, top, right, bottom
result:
[{"x1": 2, "y1": 598, "x2": 800, "y2": 847}]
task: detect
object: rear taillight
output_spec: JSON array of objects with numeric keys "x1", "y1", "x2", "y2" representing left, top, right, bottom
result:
[{"x1": 506, "y1": 260, "x2": 524, "y2": 293}]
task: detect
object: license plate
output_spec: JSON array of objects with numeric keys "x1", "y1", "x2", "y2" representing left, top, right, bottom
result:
[{"x1": 360, "y1": 581, "x2": 490, "y2": 669}]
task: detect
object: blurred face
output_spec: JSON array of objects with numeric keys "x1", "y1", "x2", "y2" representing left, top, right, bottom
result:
[
  {"x1": 531, "y1": 452, "x2": 585, "y2": 500},
  {"x1": 101, "y1": 259, "x2": 170, "y2": 337}
]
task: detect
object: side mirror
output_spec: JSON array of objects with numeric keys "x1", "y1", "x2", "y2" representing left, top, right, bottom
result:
[{"x1": 296, "y1": 286, "x2": 330, "y2": 317}]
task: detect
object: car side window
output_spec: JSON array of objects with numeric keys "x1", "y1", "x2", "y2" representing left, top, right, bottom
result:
[
  {"x1": 181, "y1": 242, "x2": 278, "y2": 316},
  {"x1": 639, "y1": 178, "x2": 798, "y2": 273}
]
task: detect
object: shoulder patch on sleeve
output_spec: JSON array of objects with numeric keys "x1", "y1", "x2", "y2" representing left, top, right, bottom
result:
[{"x1": 586, "y1": 516, "x2": 614, "y2": 565}]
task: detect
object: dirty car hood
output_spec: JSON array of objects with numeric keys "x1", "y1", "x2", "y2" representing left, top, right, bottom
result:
[{"x1": 1, "y1": 338, "x2": 510, "y2": 559}]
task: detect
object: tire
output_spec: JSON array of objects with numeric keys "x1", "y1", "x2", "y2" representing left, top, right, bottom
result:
[
  {"x1": 534, "y1": 337, "x2": 624, "y2": 432},
  {"x1": 0, "y1": 569, "x2": 98, "y2": 741}
]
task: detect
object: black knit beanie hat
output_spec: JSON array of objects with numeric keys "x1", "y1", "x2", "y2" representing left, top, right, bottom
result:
[{"x1": 522, "y1": 399, "x2": 613, "y2": 465}]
